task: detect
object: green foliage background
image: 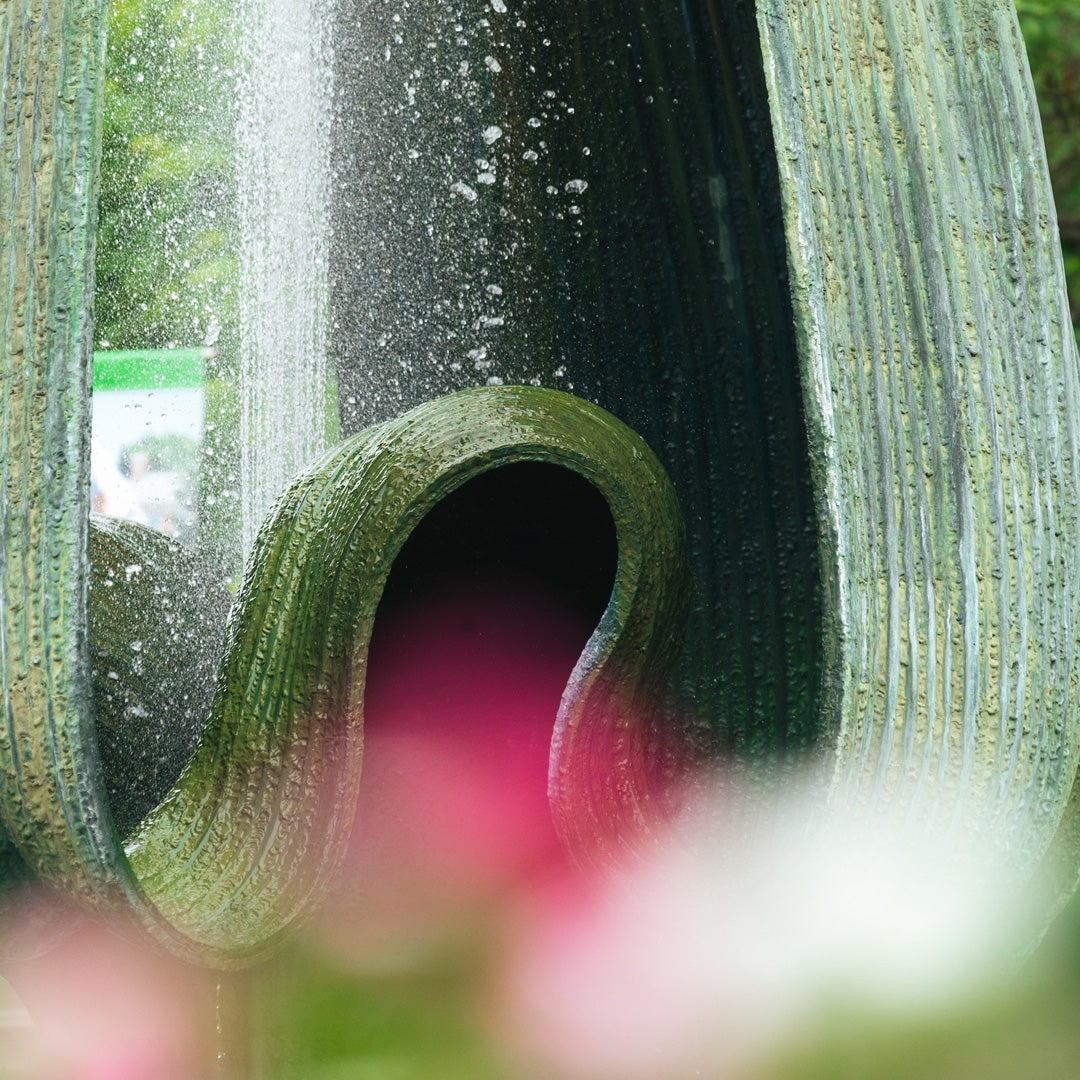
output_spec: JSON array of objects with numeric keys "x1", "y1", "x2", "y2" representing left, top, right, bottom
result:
[
  {"x1": 1017, "y1": 0, "x2": 1080, "y2": 331},
  {"x1": 94, "y1": 0, "x2": 238, "y2": 355}
]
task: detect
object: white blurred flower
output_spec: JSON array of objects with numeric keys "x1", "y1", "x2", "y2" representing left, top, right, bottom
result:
[{"x1": 499, "y1": 777, "x2": 1043, "y2": 1079}]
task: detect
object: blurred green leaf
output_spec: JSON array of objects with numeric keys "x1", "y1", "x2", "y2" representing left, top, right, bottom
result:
[{"x1": 1017, "y1": 0, "x2": 1080, "y2": 331}]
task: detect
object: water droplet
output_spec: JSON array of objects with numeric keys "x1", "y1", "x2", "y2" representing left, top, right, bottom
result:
[
  {"x1": 491, "y1": 0, "x2": 507, "y2": 11},
  {"x1": 451, "y1": 181, "x2": 478, "y2": 202},
  {"x1": 481, "y1": 125, "x2": 503, "y2": 145},
  {"x1": 484, "y1": 56, "x2": 502, "y2": 73},
  {"x1": 565, "y1": 178, "x2": 588, "y2": 195}
]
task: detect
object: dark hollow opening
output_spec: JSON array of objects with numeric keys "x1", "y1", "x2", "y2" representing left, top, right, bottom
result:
[
  {"x1": 377, "y1": 462, "x2": 617, "y2": 618},
  {"x1": 348, "y1": 463, "x2": 617, "y2": 917}
]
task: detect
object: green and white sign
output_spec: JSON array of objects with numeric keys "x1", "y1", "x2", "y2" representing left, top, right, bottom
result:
[{"x1": 90, "y1": 348, "x2": 206, "y2": 538}]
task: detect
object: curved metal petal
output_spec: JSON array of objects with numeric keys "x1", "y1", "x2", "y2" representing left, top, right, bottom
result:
[{"x1": 759, "y1": 0, "x2": 1080, "y2": 853}]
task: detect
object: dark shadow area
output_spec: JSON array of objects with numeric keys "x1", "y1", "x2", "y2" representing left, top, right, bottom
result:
[{"x1": 375, "y1": 462, "x2": 617, "y2": 622}]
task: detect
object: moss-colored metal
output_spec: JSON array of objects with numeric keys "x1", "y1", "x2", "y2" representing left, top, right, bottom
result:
[
  {"x1": 1, "y1": 0, "x2": 115, "y2": 907},
  {"x1": 758, "y1": 0, "x2": 1080, "y2": 858},
  {"x1": 7, "y1": 374, "x2": 691, "y2": 967},
  {"x1": 122, "y1": 388, "x2": 689, "y2": 960},
  {"x1": 88, "y1": 516, "x2": 231, "y2": 838}
]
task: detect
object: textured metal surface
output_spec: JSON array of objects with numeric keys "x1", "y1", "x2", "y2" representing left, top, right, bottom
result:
[
  {"x1": 124, "y1": 386, "x2": 689, "y2": 959},
  {"x1": 759, "y1": 0, "x2": 1080, "y2": 853},
  {"x1": 0, "y1": 0, "x2": 122, "y2": 905}
]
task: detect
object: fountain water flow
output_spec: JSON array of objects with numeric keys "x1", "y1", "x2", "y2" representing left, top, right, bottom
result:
[{"x1": 238, "y1": 0, "x2": 333, "y2": 555}]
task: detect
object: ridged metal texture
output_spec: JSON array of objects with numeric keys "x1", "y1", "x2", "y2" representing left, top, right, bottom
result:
[
  {"x1": 758, "y1": 0, "x2": 1080, "y2": 854},
  {"x1": 125, "y1": 387, "x2": 690, "y2": 960},
  {"x1": 1, "y1": 0, "x2": 117, "y2": 903}
]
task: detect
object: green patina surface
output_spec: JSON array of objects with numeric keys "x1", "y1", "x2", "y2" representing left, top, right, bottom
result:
[
  {"x1": 758, "y1": 0, "x2": 1080, "y2": 866},
  {"x1": 7, "y1": 370, "x2": 692, "y2": 966},
  {"x1": 125, "y1": 385, "x2": 690, "y2": 961},
  {"x1": 3, "y1": 0, "x2": 1080, "y2": 966}
]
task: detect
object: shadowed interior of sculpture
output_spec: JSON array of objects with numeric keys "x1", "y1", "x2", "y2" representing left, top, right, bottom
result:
[
  {"x1": 356, "y1": 463, "x2": 619, "y2": 889},
  {"x1": 374, "y1": 462, "x2": 618, "y2": 623}
]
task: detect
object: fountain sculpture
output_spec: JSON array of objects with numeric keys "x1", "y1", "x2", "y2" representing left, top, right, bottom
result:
[{"x1": 2, "y1": 0, "x2": 1080, "y2": 973}]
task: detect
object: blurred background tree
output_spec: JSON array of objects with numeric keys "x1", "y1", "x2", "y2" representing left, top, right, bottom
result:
[
  {"x1": 1017, "y1": 0, "x2": 1080, "y2": 332},
  {"x1": 94, "y1": 0, "x2": 238, "y2": 356}
]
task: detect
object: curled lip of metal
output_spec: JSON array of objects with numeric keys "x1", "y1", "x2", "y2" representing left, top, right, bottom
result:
[{"x1": 6, "y1": 381, "x2": 692, "y2": 966}]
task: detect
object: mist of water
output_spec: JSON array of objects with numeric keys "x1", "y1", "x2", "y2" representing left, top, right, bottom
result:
[{"x1": 237, "y1": 0, "x2": 333, "y2": 554}]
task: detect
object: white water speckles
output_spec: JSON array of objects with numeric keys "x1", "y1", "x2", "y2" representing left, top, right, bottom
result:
[
  {"x1": 484, "y1": 55, "x2": 502, "y2": 73},
  {"x1": 451, "y1": 181, "x2": 479, "y2": 202},
  {"x1": 482, "y1": 125, "x2": 503, "y2": 145}
]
